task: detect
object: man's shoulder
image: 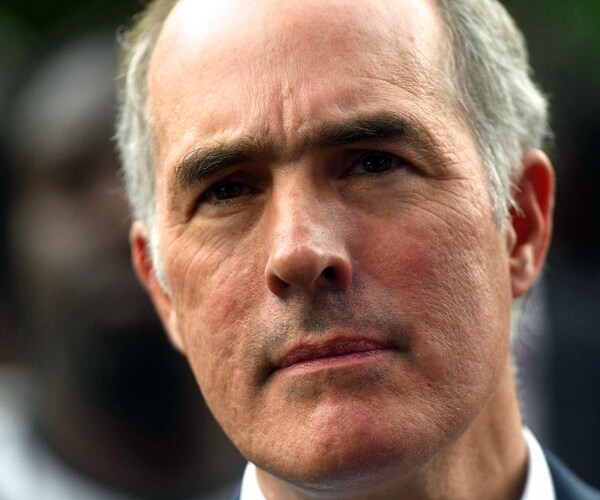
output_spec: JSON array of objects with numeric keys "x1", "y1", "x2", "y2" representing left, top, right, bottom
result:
[
  {"x1": 221, "y1": 483, "x2": 240, "y2": 500},
  {"x1": 228, "y1": 484, "x2": 241, "y2": 500},
  {"x1": 198, "y1": 482, "x2": 240, "y2": 500},
  {"x1": 546, "y1": 451, "x2": 600, "y2": 500}
]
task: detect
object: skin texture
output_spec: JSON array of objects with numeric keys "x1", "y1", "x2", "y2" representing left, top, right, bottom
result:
[{"x1": 133, "y1": 0, "x2": 555, "y2": 497}]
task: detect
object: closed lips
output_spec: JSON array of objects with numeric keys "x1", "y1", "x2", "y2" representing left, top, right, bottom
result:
[{"x1": 278, "y1": 339, "x2": 391, "y2": 368}]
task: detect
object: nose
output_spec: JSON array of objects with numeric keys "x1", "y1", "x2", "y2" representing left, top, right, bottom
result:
[{"x1": 264, "y1": 191, "x2": 353, "y2": 299}]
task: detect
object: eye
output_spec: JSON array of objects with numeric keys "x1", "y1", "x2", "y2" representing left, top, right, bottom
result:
[
  {"x1": 349, "y1": 152, "x2": 405, "y2": 176},
  {"x1": 199, "y1": 179, "x2": 253, "y2": 205}
]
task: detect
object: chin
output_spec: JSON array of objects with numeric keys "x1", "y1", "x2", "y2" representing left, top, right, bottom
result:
[
  {"x1": 259, "y1": 446, "x2": 427, "y2": 498},
  {"x1": 249, "y1": 404, "x2": 440, "y2": 493}
]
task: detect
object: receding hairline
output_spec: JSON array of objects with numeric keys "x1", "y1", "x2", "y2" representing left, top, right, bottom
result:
[
  {"x1": 117, "y1": 0, "x2": 546, "y2": 232},
  {"x1": 146, "y1": 0, "x2": 462, "y2": 180}
]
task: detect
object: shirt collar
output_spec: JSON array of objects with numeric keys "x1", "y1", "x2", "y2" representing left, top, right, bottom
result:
[
  {"x1": 240, "y1": 462, "x2": 266, "y2": 500},
  {"x1": 521, "y1": 427, "x2": 556, "y2": 500}
]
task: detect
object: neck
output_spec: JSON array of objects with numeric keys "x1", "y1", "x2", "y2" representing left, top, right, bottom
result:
[{"x1": 256, "y1": 358, "x2": 527, "y2": 500}]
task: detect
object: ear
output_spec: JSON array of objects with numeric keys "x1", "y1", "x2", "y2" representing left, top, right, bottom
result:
[
  {"x1": 507, "y1": 149, "x2": 555, "y2": 298},
  {"x1": 130, "y1": 221, "x2": 185, "y2": 352}
]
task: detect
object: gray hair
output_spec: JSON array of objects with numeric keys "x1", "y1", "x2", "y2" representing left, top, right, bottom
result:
[
  {"x1": 437, "y1": 0, "x2": 550, "y2": 225},
  {"x1": 116, "y1": 0, "x2": 177, "y2": 285},
  {"x1": 115, "y1": 0, "x2": 551, "y2": 291}
]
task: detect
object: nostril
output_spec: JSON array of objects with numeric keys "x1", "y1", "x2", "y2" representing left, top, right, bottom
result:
[
  {"x1": 267, "y1": 273, "x2": 290, "y2": 299},
  {"x1": 322, "y1": 266, "x2": 336, "y2": 281},
  {"x1": 266, "y1": 247, "x2": 353, "y2": 297}
]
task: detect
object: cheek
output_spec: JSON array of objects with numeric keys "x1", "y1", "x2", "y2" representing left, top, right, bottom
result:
[
  {"x1": 354, "y1": 201, "x2": 512, "y2": 384},
  {"x1": 163, "y1": 228, "x2": 265, "y2": 409}
]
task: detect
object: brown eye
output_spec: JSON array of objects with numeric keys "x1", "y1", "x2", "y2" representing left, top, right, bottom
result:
[
  {"x1": 213, "y1": 181, "x2": 248, "y2": 200},
  {"x1": 200, "y1": 180, "x2": 252, "y2": 204},
  {"x1": 350, "y1": 152, "x2": 404, "y2": 176},
  {"x1": 361, "y1": 153, "x2": 394, "y2": 173}
]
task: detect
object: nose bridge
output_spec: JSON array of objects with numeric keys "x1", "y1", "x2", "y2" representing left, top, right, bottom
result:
[
  {"x1": 269, "y1": 168, "x2": 348, "y2": 262},
  {"x1": 264, "y1": 177, "x2": 353, "y2": 298},
  {"x1": 273, "y1": 182, "x2": 328, "y2": 247}
]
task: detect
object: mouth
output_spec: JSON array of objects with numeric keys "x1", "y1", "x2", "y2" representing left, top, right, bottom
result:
[{"x1": 273, "y1": 337, "x2": 396, "y2": 376}]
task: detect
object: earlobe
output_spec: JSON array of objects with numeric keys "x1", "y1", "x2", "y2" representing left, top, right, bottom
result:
[
  {"x1": 508, "y1": 149, "x2": 555, "y2": 298},
  {"x1": 130, "y1": 222, "x2": 185, "y2": 352}
]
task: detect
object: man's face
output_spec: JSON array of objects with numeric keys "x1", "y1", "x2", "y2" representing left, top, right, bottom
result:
[{"x1": 146, "y1": 0, "x2": 516, "y2": 486}]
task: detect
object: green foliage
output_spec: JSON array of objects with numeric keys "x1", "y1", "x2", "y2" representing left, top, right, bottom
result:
[{"x1": 0, "y1": 0, "x2": 141, "y2": 46}]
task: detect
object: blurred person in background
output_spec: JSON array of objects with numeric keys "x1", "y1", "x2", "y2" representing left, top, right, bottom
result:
[{"x1": 0, "y1": 33, "x2": 244, "y2": 499}]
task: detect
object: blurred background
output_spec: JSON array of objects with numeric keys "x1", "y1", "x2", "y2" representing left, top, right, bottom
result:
[
  {"x1": 0, "y1": 0, "x2": 598, "y2": 497},
  {"x1": 0, "y1": 1, "x2": 246, "y2": 499}
]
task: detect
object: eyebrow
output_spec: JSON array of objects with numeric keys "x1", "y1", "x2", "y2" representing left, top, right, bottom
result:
[
  {"x1": 308, "y1": 114, "x2": 409, "y2": 148},
  {"x1": 175, "y1": 140, "x2": 262, "y2": 191},
  {"x1": 172, "y1": 112, "x2": 440, "y2": 198},
  {"x1": 309, "y1": 113, "x2": 448, "y2": 173}
]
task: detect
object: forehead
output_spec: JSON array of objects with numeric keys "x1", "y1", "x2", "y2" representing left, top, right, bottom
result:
[
  {"x1": 149, "y1": 0, "x2": 450, "y2": 168},
  {"x1": 158, "y1": 0, "x2": 442, "y2": 55}
]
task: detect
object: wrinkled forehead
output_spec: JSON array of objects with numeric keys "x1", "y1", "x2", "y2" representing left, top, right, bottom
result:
[{"x1": 148, "y1": 0, "x2": 450, "y2": 161}]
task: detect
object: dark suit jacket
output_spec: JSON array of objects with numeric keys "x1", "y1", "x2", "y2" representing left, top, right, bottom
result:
[
  {"x1": 226, "y1": 453, "x2": 600, "y2": 500},
  {"x1": 547, "y1": 452, "x2": 600, "y2": 500},
  {"x1": 227, "y1": 483, "x2": 241, "y2": 500}
]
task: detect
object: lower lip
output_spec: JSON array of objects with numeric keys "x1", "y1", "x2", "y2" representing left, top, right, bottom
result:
[{"x1": 276, "y1": 349, "x2": 394, "y2": 377}]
